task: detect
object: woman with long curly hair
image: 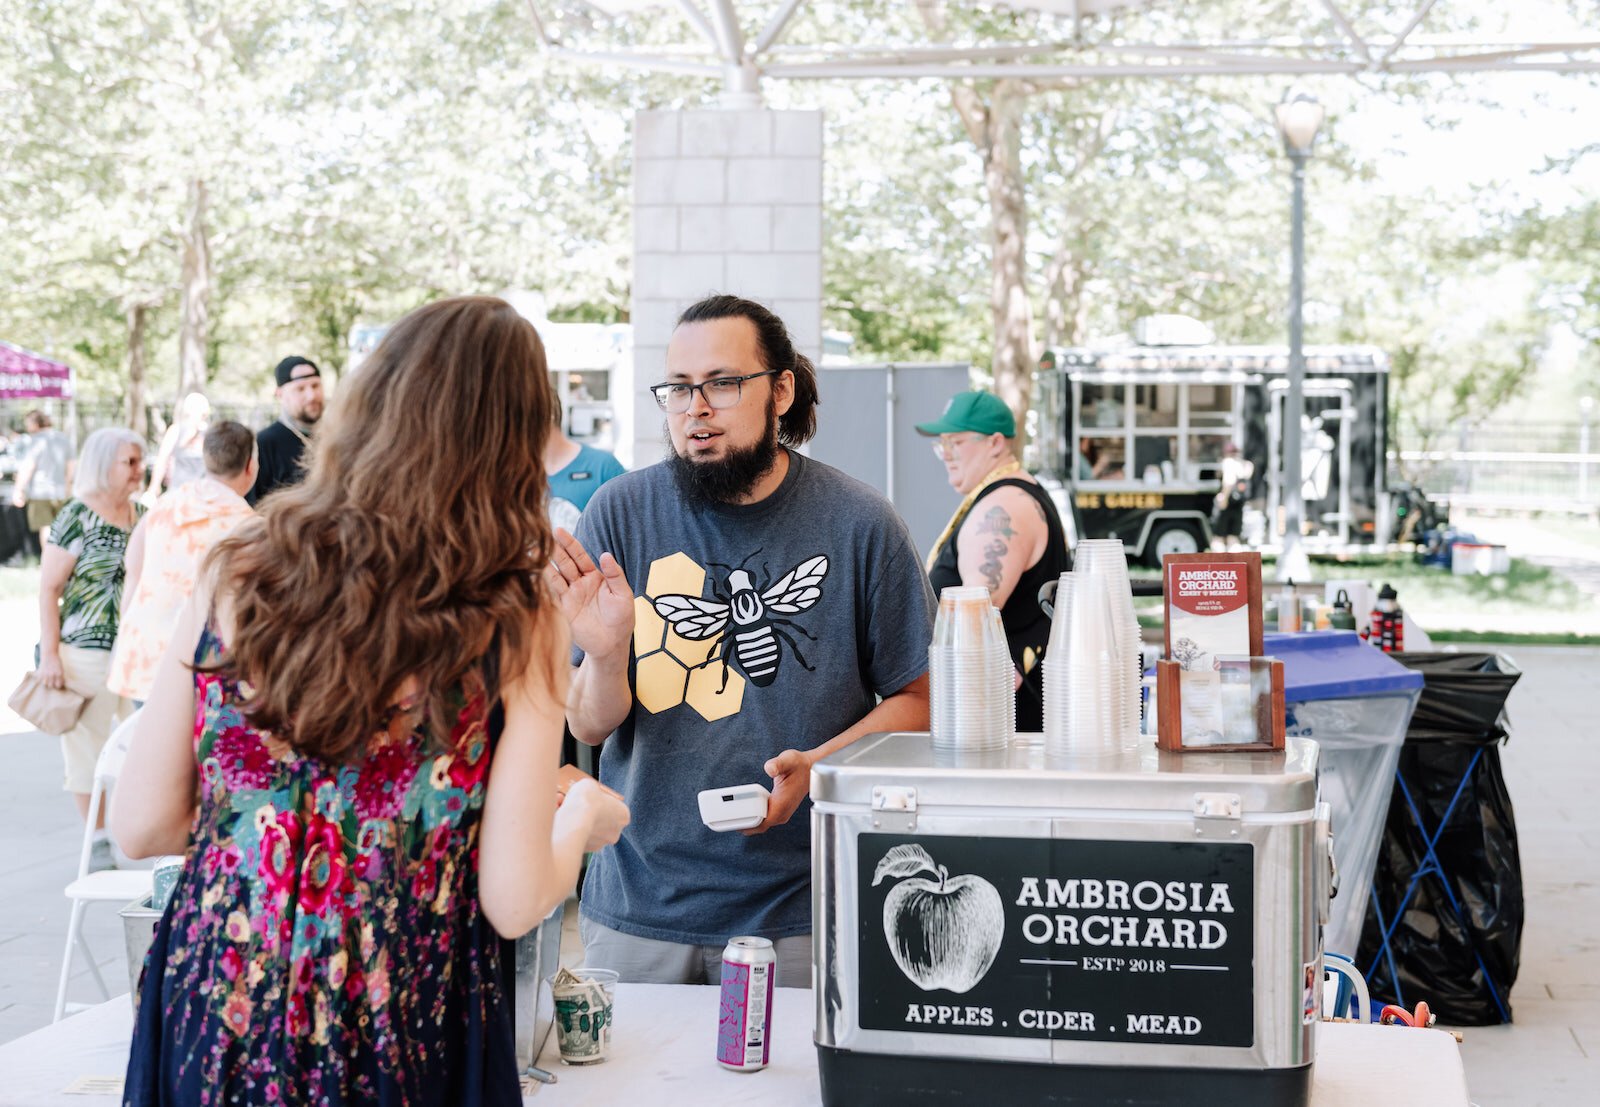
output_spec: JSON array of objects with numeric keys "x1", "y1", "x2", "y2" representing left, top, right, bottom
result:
[{"x1": 113, "y1": 297, "x2": 629, "y2": 1105}]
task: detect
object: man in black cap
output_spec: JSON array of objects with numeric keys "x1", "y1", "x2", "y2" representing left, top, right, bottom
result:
[{"x1": 249, "y1": 355, "x2": 325, "y2": 505}]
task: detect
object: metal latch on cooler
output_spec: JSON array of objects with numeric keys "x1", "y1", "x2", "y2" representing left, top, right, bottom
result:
[
  {"x1": 871, "y1": 785, "x2": 918, "y2": 832},
  {"x1": 1192, "y1": 792, "x2": 1242, "y2": 839}
]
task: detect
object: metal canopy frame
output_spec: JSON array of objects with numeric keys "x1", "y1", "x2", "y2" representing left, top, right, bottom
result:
[{"x1": 526, "y1": 1, "x2": 1600, "y2": 83}]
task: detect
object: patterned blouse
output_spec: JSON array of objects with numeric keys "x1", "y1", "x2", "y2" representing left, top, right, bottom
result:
[
  {"x1": 123, "y1": 627, "x2": 520, "y2": 1105},
  {"x1": 107, "y1": 479, "x2": 254, "y2": 701},
  {"x1": 48, "y1": 498, "x2": 145, "y2": 650}
]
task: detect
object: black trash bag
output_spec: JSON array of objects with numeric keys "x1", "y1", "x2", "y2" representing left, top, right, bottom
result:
[
  {"x1": 1392, "y1": 651, "x2": 1520, "y2": 744},
  {"x1": 1356, "y1": 652, "x2": 1523, "y2": 1025}
]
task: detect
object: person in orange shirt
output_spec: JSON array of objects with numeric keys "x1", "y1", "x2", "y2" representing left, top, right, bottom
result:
[{"x1": 108, "y1": 421, "x2": 258, "y2": 705}]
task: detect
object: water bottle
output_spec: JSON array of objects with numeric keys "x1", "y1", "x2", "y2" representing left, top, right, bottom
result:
[
  {"x1": 1370, "y1": 583, "x2": 1404, "y2": 653},
  {"x1": 1328, "y1": 588, "x2": 1357, "y2": 631}
]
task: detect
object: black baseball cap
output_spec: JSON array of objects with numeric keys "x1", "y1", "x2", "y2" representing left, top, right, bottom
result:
[{"x1": 273, "y1": 356, "x2": 321, "y2": 387}]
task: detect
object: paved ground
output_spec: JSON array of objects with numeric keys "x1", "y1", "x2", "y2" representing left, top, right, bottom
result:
[
  {"x1": 0, "y1": 590, "x2": 1594, "y2": 1102},
  {"x1": 1445, "y1": 646, "x2": 1600, "y2": 1105},
  {"x1": 0, "y1": 597, "x2": 135, "y2": 1040}
]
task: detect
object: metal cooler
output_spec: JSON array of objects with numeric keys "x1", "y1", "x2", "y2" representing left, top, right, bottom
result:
[{"x1": 812, "y1": 733, "x2": 1331, "y2": 1105}]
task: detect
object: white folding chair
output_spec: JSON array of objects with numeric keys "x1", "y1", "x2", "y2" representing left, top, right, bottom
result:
[{"x1": 53, "y1": 708, "x2": 154, "y2": 1022}]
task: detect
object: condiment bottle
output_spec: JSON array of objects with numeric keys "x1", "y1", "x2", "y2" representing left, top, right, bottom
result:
[{"x1": 1278, "y1": 579, "x2": 1302, "y2": 633}]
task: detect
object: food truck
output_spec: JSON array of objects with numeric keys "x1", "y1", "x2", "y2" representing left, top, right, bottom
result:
[{"x1": 1031, "y1": 341, "x2": 1394, "y2": 564}]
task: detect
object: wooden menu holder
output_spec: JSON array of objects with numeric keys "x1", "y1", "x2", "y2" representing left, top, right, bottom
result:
[
  {"x1": 1157, "y1": 552, "x2": 1284, "y2": 753},
  {"x1": 1155, "y1": 658, "x2": 1286, "y2": 753}
]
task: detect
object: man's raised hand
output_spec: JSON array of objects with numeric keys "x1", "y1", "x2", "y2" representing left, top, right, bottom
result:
[{"x1": 547, "y1": 528, "x2": 635, "y2": 659}]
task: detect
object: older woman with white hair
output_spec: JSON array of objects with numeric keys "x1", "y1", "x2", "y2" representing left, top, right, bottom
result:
[{"x1": 37, "y1": 426, "x2": 146, "y2": 866}]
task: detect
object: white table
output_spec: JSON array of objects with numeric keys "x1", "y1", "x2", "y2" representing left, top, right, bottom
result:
[
  {"x1": 0, "y1": 986, "x2": 1470, "y2": 1105},
  {"x1": 0, "y1": 998, "x2": 133, "y2": 1106},
  {"x1": 527, "y1": 985, "x2": 1470, "y2": 1106}
]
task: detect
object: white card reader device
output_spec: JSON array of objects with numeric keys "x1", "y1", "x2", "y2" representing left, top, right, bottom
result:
[{"x1": 697, "y1": 784, "x2": 771, "y2": 832}]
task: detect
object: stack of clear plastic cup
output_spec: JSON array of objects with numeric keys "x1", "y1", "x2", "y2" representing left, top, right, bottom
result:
[
  {"x1": 1042, "y1": 570, "x2": 1123, "y2": 759},
  {"x1": 1042, "y1": 572, "x2": 1077, "y2": 755},
  {"x1": 1071, "y1": 539, "x2": 1143, "y2": 751},
  {"x1": 930, "y1": 586, "x2": 1014, "y2": 752}
]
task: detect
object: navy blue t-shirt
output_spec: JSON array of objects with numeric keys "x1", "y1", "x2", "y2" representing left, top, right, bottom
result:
[{"x1": 572, "y1": 451, "x2": 935, "y2": 945}]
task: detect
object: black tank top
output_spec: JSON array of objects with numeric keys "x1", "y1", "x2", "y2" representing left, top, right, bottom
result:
[{"x1": 928, "y1": 478, "x2": 1072, "y2": 732}]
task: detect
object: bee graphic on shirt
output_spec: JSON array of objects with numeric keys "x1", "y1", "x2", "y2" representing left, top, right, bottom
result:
[{"x1": 653, "y1": 550, "x2": 829, "y2": 692}]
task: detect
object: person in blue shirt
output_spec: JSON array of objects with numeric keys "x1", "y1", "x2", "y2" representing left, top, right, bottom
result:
[{"x1": 545, "y1": 418, "x2": 626, "y2": 533}]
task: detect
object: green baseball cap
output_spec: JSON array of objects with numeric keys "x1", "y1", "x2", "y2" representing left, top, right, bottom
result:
[{"x1": 915, "y1": 390, "x2": 1016, "y2": 438}]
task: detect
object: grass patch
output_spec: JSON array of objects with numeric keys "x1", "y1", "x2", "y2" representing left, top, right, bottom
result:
[
  {"x1": 1130, "y1": 554, "x2": 1586, "y2": 614},
  {"x1": 1293, "y1": 556, "x2": 1585, "y2": 614},
  {"x1": 1138, "y1": 610, "x2": 1597, "y2": 645},
  {"x1": 1422, "y1": 629, "x2": 1600, "y2": 647},
  {"x1": 1127, "y1": 552, "x2": 1597, "y2": 638}
]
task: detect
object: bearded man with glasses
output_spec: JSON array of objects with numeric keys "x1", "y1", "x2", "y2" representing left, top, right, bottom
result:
[{"x1": 547, "y1": 293, "x2": 934, "y2": 987}]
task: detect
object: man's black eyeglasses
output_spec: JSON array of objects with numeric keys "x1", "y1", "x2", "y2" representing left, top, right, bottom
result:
[{"x1": 650, "y1": 370, "x2": 780, "y2": 414}]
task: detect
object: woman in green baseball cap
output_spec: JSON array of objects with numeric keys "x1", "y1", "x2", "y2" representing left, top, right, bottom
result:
[{"x1": 918, "y1": 391, "x2": 1070, "y2": 732}]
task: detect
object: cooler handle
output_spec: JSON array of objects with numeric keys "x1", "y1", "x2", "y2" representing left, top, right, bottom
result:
[{"x1": 1314, "y1": 800, "x2": 1337, "y2": 926}]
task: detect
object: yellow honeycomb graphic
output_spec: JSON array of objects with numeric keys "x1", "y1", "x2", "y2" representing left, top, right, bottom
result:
[
  {"x1": 636, "y1": 651, "x2": 690, "y2": 715},
  {"x1": 645, "y1": 552, "x2": 706, "y2": 600},
  {"x1": 633, "y1": 596, "x2": 666, "y2": 654},
  {"x1": 687, "y1": 659, "x2": 745, "y2": 720},
  {"x1": 632, "y1": 551, "x2": 746, "y2": 721},
  {"x1": 668, "y1": 624, "x2": 719, "y2": 666}
]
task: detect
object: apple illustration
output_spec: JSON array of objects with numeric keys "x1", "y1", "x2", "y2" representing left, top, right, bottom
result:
[{"x1": 874, "y1": 844, "x2": 1004, "y2": 993}]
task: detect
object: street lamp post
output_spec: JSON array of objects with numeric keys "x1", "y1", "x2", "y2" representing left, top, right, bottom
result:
[{"x1": 1274, "y1": 89, "x2": 1325, "y2": 582}]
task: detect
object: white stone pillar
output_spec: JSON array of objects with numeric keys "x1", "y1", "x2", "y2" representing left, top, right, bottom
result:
[{"x1": 624, "y1": 107, "x2": 823, "y2": 471}]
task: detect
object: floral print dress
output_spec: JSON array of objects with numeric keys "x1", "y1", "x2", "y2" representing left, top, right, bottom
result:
[{"x1": 124, "y1": 627, "x2": 520, "y2": 1105}]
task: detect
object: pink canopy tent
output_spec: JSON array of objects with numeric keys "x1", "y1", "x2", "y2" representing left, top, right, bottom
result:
[{"x1": 0, "y1": 341, "x2": 73, "y2": 401}]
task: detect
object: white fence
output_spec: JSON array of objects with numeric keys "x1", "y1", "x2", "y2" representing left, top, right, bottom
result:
[{"x1": 1396, "y1": 420, "x2": 1599, "y2": 515}]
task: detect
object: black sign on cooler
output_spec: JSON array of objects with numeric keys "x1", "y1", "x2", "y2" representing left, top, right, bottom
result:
[{"x1": 856, "y1": 834, "x2": 1255, "y2": 1048}]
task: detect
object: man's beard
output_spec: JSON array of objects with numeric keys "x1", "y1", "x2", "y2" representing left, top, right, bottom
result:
[
  {"x1": 666, "y1": 400, "x2": 782, "y2": 507},
  {"x1": 285, "y1": 404, "x2": 322, "y2": 429}
]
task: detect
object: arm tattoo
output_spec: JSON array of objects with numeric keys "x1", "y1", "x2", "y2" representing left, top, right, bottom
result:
[
  {"x1": 980, "y1": 539, "x2": 1007, "y2": 592},
  {"x1": 972, "y1": 503, "x2": 1017, "y2": 593},
  {"x1": 977, "y1": 505, "x2": 1015, "y2": 538}
]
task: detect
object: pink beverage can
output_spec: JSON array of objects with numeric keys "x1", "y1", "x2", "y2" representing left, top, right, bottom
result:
[{"x1": 717, "y1": 936, "x2": 775, "y2": 1071}]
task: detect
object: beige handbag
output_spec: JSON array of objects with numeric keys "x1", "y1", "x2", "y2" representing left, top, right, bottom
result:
[{"x1": 8, "y1": 670, "x2": 89, "y2": 734}]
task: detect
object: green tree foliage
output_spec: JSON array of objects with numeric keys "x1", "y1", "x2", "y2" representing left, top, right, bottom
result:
[
  {"x1": 1, "y1": 0, "x2": 1592, "y2": 455},
  {"x1": 1503, "y1": 195, "x2": 1600, "y2": 397},
  {"x1": 829, "y1": 0, "x2": 1581, "y2": 443},
  {"x1": 0, "y1": 0, "x2": 689, "y2": 421},
  {"x1": 804, "y1": 82, "x2": 991, "y2": 363}
]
